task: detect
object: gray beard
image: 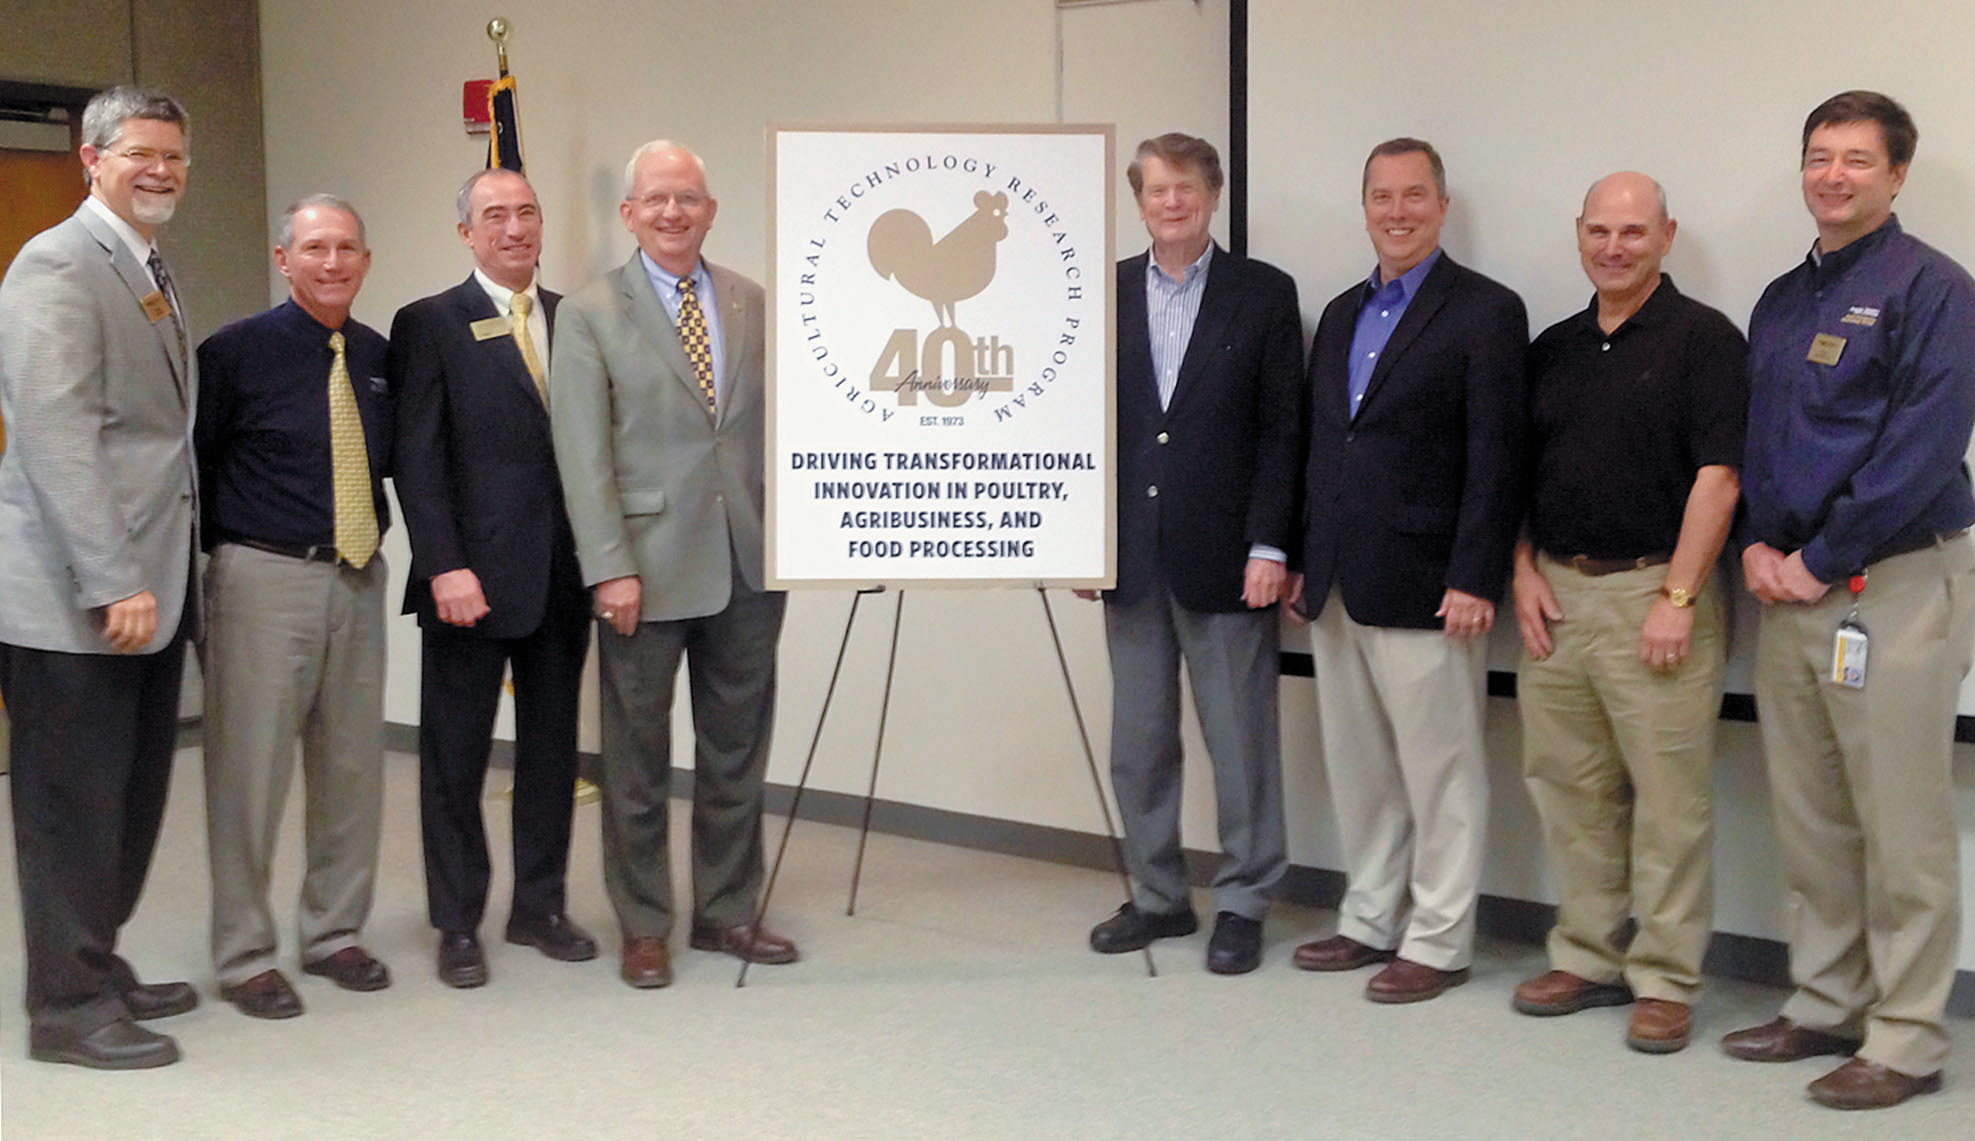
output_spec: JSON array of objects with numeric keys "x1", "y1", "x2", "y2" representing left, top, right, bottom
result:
[{"x1": 130, "y1": 195, "x2": 177, "y2": 226}]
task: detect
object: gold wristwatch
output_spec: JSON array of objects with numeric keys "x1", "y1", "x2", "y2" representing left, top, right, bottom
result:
[{"x1": 1661, "y1": 585, "x2": 1694, "y2": 608}]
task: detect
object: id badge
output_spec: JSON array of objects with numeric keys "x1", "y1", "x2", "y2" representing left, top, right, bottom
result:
[{"x1": 1831, "y1": 620, "x2": 1868, "y2": 688}]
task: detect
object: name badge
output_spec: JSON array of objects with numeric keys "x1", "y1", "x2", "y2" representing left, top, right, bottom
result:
[
  {"x1": 1807, "y1": 332, "x2": 1846, "y2": 366},
  {"x1": 470, "y1": 316, "x2": 512, "y2": 341},
  {"x1": 140, "y1": 290, "x2": 172, "y2": 324}
]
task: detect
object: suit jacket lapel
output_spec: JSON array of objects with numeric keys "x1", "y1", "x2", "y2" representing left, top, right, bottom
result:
[
  {"x1": 1356, "y1": 252, "x2": 1456, "y2": 417},
  {"x1": 77, "y1": 207, "x2": 188, "y2": 400},
  {"x1": 449, "y1": 276, "x2": 545, "y2": 412},
  {"x1": 710, "y1": 263, "x2": 745, "y2": 428},
  {"x1": 1166, "y1": 246, "x2": 1236, "y2": 419},
  {"x1": 617, "y1": 254, "x2": 706, "y2": 416}
]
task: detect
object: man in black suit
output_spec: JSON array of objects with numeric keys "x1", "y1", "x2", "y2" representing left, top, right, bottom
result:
[
  {"x1": 390, "y1": 168, "x2": 597, "y2": 987},
  {"x1": 1289, "y1": 138, "x2": 1526, "y2": 1003},
  {"x1": 1082, "y1": 133, "x2": 1304, "y2": 975}
]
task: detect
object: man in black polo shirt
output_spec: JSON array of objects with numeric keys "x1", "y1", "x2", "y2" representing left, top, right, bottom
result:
[
  {"x1": 1507, "y1": 172, "x2": 1746, "y2": 1055},
  {"x1": 195, "y1": 195, "x2": 394, "y2": 1018}
]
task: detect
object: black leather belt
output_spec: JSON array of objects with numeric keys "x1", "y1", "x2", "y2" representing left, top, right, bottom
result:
[
  {"x1": 1868, "y1": 528, "x2": 1969, "y2": 566},
  {"x1": 1559, "y1": 551, "x2": 1672, "y2": 577},
  {"x1": 221, "y1": 534, "x2": 343, "y2": 565}
]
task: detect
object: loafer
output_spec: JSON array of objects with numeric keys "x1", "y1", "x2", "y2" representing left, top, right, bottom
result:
[
  {"x1": 121, "y1": 979, "x2": 200, "y2": 1021},
  {"x1": 621, "y1": 937, "x2": 672, "y2": 989},
  {"x1": 690, "y1": 922, "x2": 800, "y2": 965},
  {"x1": 1292, "y1": 933, "x2": 1395, "y2": 973},
  {"x1": 1365, "y1": 958, "x2": 1471, "y2": 1004},
  {"x1": 302, "y1": 945, "x2": 391, "y2": 992},
  {"x1": 1206, "y1": 912, "x2": 1263, "y2": 975},
  {"x1": 1720, "y1": 1016, "x2": 1859, "y2": 1063},
  {"x1": 1088, "y1": 902, "x2": 1199, "y2": 954},
  {"x1": 29, "y1": 1018, "x2": 179, "y2": 1070},
  {"x1": 505, "y1": 913, "x2": 599, "y2": 962},
  {"x1": 1807, "y1": 1057, "x2": 1944, "y2": 1110},
  {"x1": 437, "y1": 931, "x2": 488, "y2": 989},
  {"x1": 220, "y1": 969, "x2": 304, "y2": 1019},
  {"x1": 1626, "y1": 998, "x2": 1692, "y2": 1054},
  {"x1": 1512, "y1": 969, "x2": 1633, "y2": 1016}
]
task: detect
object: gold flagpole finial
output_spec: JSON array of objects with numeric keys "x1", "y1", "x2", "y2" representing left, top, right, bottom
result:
[{"x1": 487, "y1": 18, "x2": 511, "y2": 76}]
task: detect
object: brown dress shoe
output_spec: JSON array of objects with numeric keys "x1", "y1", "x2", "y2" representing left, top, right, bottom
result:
[
  {"x1": 1513, "y1": 969, "x2": 1633, "y2": 1016},
  {"x1": 1365, "y1": 958, "x2": 1470, "y2": 1004},
  {"x1": 620, "y1": 937, "x2": 672, "y2": 989},
  {"x1": 1720, "y1": 1016, "x2": 1859, "y2": 1063},
  {"x1": 1806, "y1": 1058, "x2": 1944, "y2": 1110},
  {"x1": 1292, "y1": 934, "x2": 1395, "y2": 973},
  {"x1": 302, "y1": 945, "x2": 391, "y2": 992},
  {"x1": 690, "y1": 922, "x2": 800, "y2": 965},
  {"x1": 1626, "y1": 999, "x2": 1692, "y2": 1054},
  {"x1": 220, "y1": 969, "x2": 304, "y2": 1019}
]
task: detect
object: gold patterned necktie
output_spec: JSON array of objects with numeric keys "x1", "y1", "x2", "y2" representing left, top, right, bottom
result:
[
  {"x1": 676, "y1": 277, "x2": 717, "y2": 413},
  {"x1": 146, "y1": 249, "x2": 187, "y2": 366},
  {"x1": 510, "y1": 290, "x2": 549, "y2": 409},
  {"x1": 327, "y1": 331, "x2": 379, "y2": 568}
]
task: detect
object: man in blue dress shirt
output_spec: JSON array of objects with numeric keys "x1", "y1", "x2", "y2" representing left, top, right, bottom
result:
[
  {"x1": 195, "y1": 195, "x2": 395, "y2": 1019},
  {"x1": 1722, "y1": 90, "x2": 1975, "y2": 1112}
]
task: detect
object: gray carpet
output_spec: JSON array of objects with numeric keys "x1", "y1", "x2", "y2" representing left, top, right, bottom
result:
[{"x1": 0, "y1": 747, "x2": 1963, "y2": 1137}]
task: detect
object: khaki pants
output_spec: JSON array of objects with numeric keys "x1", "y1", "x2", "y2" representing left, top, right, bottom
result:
[
  {"x1": 1310, "y1": 589, "x2": 1489, "y2": 971},
  {"x1": 1754, "y1": 535, "x2": 1975, "y2": 1076},
  {"x1": 1518, "y1": 556, "x2": 1725, "y2": 1002}
]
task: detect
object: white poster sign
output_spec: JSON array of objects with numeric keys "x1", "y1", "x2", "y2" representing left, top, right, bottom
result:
[{"x1": 767, "y1": 125, "x2": 1115, "y2": 588}]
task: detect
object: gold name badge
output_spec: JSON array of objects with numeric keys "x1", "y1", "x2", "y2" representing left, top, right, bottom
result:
[
  {"x1": 1807, "y1": 332, "x2": 1846, "y2": 366},
  {"x1": 470, "y1": 316, "x2": 512, "y2": 341},
  {"x1": 140, "y1": 290, "x2": 172, "y2": 324}
]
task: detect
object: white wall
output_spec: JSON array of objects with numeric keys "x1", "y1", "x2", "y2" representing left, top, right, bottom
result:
[{"x1": 259, "y1": 0, "x2": 1975, "y2": 970}]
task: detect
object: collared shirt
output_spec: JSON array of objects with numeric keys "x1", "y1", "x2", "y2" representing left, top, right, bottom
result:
[
  {"x1": 1145, "y1": 241, "x2": 1214, "y2": 412},
  {"x1": 639, "y1": 251, "x2": 726, "y2": 405},
  {"x1": 81, "y1": 194, "x2": 159, "y2": 284},
  {"x1": 1347, "y1": 249, "x2": 1440, "y2": 416},
  {"x1": 1527, "y1": 275, "x2": 1748, "y2": 559},
  {"x1": 473, "y1": 267, "x2": 549, "y2": 372},
  {"x1": 1743, "y1": 215, "x2": 1975, "y2": 580},
  {"x1": 1139, "y1": 242, "x2": 1283, "y2": 565},
  {"x1": 194, "y1": 299, "x2": 393, "y2": 551}
]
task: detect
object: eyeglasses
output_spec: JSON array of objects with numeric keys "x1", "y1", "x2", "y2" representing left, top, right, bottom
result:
[
  {"x1": 107, "y1": 147, "x2": 191, "y2": 172},
  {"x1": 629, "y1": 191, "x2": 708, "y2": 212}
]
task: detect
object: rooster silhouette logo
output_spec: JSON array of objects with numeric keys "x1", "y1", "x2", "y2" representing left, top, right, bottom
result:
[{"x1": 867, "y1": 191, "x2": 1010, "y2": 327}]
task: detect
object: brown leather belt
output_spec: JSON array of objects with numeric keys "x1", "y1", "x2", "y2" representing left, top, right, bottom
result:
[{"x1": 1561, "y1": 551, "x2": 1672, "y2": 577}]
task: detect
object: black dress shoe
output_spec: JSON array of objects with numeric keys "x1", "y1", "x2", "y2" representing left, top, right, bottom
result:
[
  {"x1": 437, "y1": 931, "x2": 489, "y2": 988},
  {"x1": 302, "y1": 945, "x2": 391, "y2": 992},
  {"x1": 1089, "y1": 902, "x2": 1199, "y2": 954},
  {"x1": 29, "y1": 1018, "x2": 180, "y2": 1070},
  {"x1": 1207, "y1": 912, "x2": 1263, "y2": 975},
  {"x1": 122, "y1": 979, "x2": 200, "y2": 1021},
  {"x1": 505, "y1": 913, "x2": 600, "y2": 962},
  {"x1": 220, "y1": 969, "x2": 305, "y2": 1019}
]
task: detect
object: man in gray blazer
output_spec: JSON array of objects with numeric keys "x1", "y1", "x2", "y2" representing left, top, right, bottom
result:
[
  {"x1": 549, "y1": 140, "x2": 796, "y2": 989},
  {"x1": 0, "y1": 86, "x2": 199, "y2": 1070}
]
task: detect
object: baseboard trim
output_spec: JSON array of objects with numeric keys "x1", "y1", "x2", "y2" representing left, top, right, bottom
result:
[{"x1": 359, "y1": 719, "x2": 1969, "y2": 1015}]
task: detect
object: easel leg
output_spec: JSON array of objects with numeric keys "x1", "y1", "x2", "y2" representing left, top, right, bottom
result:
[
  {"x1": 1037, "y1": 589, "x2": 1157, "y2": 978},
  {"x1": 737, "y1": 588, "x2": 874, "y2": 989},
  {"x1": 847, "y1": 589, "x2": 906, "y2": 917}
]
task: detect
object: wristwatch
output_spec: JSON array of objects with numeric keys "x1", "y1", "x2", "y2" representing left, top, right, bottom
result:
[{"x1": 1661, "y1": 585, "x2": 1694, "y2": 608}]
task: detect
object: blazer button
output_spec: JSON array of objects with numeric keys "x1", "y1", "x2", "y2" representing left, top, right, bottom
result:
[
  {"x1": 1146, "y1": 485, "x2": 1159, "y2": 498},
  {"x1": 1156, "y1": 432, "x2": 1169, "y2": 444}
]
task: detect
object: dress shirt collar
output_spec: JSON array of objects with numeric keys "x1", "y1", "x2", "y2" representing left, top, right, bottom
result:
[
  {"x1": 82, "y1": 194, "x2": 157, "y2": 268},
  {"x1": 1364, "y1": 247, "x2": 1440, "y2": 303},
  {"x1": 472, "y1": 267, "x2": 539, "y2": 317},
  {"x1": 639, "y1": 250, "x2": 711, "y2": 300},
  {"x1": 1146, "y1": 241, "x2": 1214, "y2": 288},
  {"x1": 1807, "y1": 214, "x2": 1901, "y2": 279}
]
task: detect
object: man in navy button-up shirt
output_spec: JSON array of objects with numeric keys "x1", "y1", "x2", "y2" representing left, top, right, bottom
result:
[{"x1": 1725, "y1": 90, "x2": 1975, "y2": 1112}]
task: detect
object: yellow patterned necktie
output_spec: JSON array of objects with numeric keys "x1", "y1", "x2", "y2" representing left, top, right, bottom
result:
[
  {"x1": 676, "y1": 277, "x2": 717, "y2": 413},
  {"x1": 510, "y1": 290, "x2": 548, "y2": 409},
  {"x1": 327, "y1": 331, "x2": 379, "y2": 568}
]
